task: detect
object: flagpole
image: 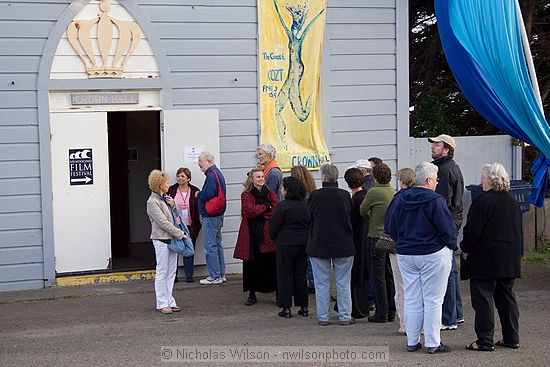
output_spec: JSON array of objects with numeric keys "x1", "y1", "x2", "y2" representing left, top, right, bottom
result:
[{"x1": 515, "y1": 0, "x2": 544, "y2": 112}]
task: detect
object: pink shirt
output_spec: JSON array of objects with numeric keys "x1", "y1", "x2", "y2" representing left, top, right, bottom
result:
[{"x1": 174, "y1": 187, "x2": 192, "y2": 226}]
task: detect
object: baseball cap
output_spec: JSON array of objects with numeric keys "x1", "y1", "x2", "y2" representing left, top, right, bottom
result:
[
  {"x1": 428, "y1": 134, "x2": 456, "y2": 150},
  {"x1": 348, "y1": 159, "x2": 370, "y2": 170}
]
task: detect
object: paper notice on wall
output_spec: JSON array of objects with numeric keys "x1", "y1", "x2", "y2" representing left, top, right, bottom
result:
[{"x1": 184, "y1": 146, "x2": 204, "y2": 163}]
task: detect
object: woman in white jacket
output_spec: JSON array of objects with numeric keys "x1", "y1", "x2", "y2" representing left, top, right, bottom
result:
[{"x1": 146, "y1": 170, "x2": 186, "y2": 314}]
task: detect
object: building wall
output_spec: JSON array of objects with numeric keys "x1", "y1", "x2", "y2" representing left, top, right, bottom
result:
[{"x1": 0, "y1": 0, "x2": 406, "y2": 291}]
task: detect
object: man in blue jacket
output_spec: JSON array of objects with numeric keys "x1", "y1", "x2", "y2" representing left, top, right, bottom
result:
[{"x1": 196, "y1": 151, "x2": 227, "y2": 285}]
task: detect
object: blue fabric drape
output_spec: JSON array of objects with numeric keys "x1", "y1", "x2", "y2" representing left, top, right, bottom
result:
[{"x1": 435, "y1": 0, "x2": 550, "y2": 207}]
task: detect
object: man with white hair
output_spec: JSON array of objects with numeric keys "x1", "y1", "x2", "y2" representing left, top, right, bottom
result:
[
  {"x1": 197, "y1": 151, "x2": 227, "y2": 285},
  {"x1": 428, "y1": 134, "x2": 465, "y2": 330},
  {"x1": 256, "y1": 144, "x2": 283, "y2": 201}
]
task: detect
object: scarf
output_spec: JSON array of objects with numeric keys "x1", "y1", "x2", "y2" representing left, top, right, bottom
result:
[
  {"x1": 263, "y1": 159, "x2": 281, "y2": 180},
  {"x1": 248, "y1": 185, "x2": 271, "y2": 261}
]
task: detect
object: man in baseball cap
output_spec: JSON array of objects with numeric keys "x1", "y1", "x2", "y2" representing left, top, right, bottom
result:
[
  {"x1": 350, "y1": 159, "x2": 374, "y2": 192},
  {"x1": 428, "y1": 134, "x2": 464, "y2": 331}
]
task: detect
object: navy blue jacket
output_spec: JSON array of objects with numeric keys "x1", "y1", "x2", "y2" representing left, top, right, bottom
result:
[
  {"x1": 384, "y1": 187, "x2": 457, "y2": 255},
  {"x1": 197, "y1": 165, "x2": 227, "y2": 217}
]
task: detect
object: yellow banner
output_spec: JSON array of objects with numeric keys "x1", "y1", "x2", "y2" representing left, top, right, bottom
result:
[{"x1": 258, "y1": 0, "x2": 330, "y2": 170}]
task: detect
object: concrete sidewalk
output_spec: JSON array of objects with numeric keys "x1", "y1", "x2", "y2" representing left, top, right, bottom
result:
[{"x1": 1, "y1": 262, "x2": 549, "y2": 366}]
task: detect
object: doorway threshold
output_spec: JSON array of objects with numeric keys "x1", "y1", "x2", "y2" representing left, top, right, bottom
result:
[{"x1": 55, "y1": 269, "x2": 156, "y2": 287}]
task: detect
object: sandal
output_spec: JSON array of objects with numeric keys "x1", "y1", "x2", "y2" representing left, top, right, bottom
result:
[
  {"x1": 465, "y1": 342, "x2": 494, "y2": 351},
  {"x1": 495, "y1": 340, "x2": 520, "y2": 349}
]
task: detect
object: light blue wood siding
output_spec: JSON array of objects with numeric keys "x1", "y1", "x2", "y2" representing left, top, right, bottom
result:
[
  {"x1": 0, "y1": 0, "x2": 58, "y2": 291},
  {"x1": 0, "y1": 0, "x2": 403, "y2": 291}
]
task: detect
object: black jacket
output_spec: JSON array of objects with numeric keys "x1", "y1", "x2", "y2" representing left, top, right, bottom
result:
[
  {"x1": 460, "y1": 190, "x2": 521, "y2": 280},
  {"x1": 362, "y1": 175, "x2": 375, "y2": 193},
  {"x1": 432, "y1": 156, "x2": 464, "y2": 230},
  {"x1": 269, "y1": 199, "x2": 309, "y2": 247},
  {"x1": 306, "y1": 182, "x2": 356, "y2": 258}
]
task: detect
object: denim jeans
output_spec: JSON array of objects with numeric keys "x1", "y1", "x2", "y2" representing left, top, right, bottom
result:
[
  {"x1": 398, "y1": 247, "x2": 452, "y2": 348},
  {"x1": 201, "y1": 215, "x2": 225, "y2": 280},
  {"x1": 183, "y1": 255, "x2": 194, "y2": 277},
  {"x1": 442, "y1": 254, "x2": 463, "y2": 325},
  {"x1": 310, "y1": 256, "x2": 354, "y2": 322},
  {"x1": 306, "y1": 257, "x2": 315, "y2": 289}
]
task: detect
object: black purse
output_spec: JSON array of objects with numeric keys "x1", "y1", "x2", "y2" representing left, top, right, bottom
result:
[{"x1": 375, "y1": 233, "x2": 396, "y2": 254}]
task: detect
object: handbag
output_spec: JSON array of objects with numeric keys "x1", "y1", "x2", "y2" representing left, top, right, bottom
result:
[
  {"x1": 375, "y1": 233, "x2": 396, "y2": 254},
  {"x1": 167, "y1": 204, "x2": 195, "y2": 257},
  {"x1": 204, "y1": 170, "x2": 226, "y2": 216}
]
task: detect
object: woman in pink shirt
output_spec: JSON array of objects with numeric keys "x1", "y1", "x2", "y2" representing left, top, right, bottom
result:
[{"x1": 167, "y1": 167, "x2": 202, "y2": 283}]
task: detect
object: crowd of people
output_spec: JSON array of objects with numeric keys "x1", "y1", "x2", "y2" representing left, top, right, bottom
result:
[{"x1": 145, "y1": 135, "x2": 522, "y2": 354}]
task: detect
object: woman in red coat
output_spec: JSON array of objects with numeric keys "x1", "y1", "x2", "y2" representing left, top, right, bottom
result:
[{"x1": 234, "y1": 167, "x2": 279, "y2": 306}]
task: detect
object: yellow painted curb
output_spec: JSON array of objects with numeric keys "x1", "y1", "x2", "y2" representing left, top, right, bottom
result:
[{"x1": 55, "y1": 270, "x2": 156, "y2": 287}]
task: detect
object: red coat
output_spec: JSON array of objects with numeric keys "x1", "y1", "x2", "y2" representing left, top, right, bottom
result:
[{"x1": 233, "y1": 189, "x2": 278, "y2": 261}]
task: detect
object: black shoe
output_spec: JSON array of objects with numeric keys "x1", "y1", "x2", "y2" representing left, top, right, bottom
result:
[
  {"x1": 427, "y1": 343, "x2": 451, "y2": 354},
  {"x1": 388, "y1": 314, "x2": 396, "y2": 322},
  {"x1": 368, "y1": 305, "x2": 375, "y2": 312},
  {"x1": 368, "y1": 315, "x2": 387, "y2": 323},
  {"x1": 278, "y1": 308, "x2": 292, "y2": 318},
  {"x1": 308, "y1": 287, "x2": 316, "y2": 294},
  {"x1": 407, "y1": 343, "x2": 422, "y2": 352},
  {"x1": 297, "y1": 306, "x2": 309, "y2": 317},
  {"x1": 186, "y1": 276, "x2": 194, "y2": 283},
  {"x1": 245, "y1": 295, "x2": 257, "y2": 306}
]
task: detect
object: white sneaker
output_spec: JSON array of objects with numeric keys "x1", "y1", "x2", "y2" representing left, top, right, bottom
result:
[
  {"x1": 457, "y1": 317, "x2": 465, "y2": 324},
  {"x1": 441, "y1": 324, "x2": 458, "y2": 330},
  {"x1": 199, "y1": 277, "x2": 222, "y2": 285},
  {"x1": 221, "y1": 276, "x2": 227, "y2": 282}
]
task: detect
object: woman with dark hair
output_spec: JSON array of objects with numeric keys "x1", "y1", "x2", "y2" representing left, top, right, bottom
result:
[
  {"x1": 269, "y1": 176, "x2": 310, "y2": 318},
  {"x1": 344, "y1": 168, "x2": 371, "y2": 319},
  {"x1": 167, "y1": 167, "x2": 201, "y2": 283},
  {"x1": 360, "y1": 162, "x2": 396, "y2": 323},
  {"x1": 462, "y1": 163, "x2": 521, "y2": 352},
  {"x1": 233, "y1": 167, "x2": 279, "y2": 306}
]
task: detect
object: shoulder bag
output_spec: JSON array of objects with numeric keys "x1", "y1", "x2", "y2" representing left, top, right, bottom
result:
[
  {"x1": 167, "y1": 204, "x2": 195, "y2": 257},
  {"x1": 375, "y1": 233, "x2": 396, "y2": 254},
  {"x1": 204, "y1": 170, "x2": 226, "y2": 216}
]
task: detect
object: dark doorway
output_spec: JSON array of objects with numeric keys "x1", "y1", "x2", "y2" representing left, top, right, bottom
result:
[{"x1": 107, "y1": 111, "x2": 160, "y2": 271}]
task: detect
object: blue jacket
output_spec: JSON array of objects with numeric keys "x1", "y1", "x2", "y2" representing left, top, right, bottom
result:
[
  {"x1": 384, "y1": 187, "x2": 457, "y2": 255},
  {"x1": 197, "y1": 165, "x2": 227, "y2": 217}
]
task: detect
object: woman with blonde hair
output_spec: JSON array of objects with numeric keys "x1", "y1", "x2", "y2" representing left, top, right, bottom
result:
[
  {"x1": 146, "y1": 170, "x2": 186, "y2": 314},
  {"x1": 234, "y1": 167, "x2": 279, "y2": 306}
]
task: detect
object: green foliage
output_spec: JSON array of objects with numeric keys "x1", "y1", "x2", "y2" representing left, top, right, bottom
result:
[
  {"x1": 412, "y1": 91, "x2": 458, "y2": 137},
  {"x1": 523, "y1": 238, "x2": 550, "y2": 263}
]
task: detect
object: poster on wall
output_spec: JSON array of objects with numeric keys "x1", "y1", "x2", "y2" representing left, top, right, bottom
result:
[
  {"x1": 69, "y1": 148, "x2": 94, "y2": 185},
  {"x1": 258, "y1": 0, "x2": 331, "y2": 170}
]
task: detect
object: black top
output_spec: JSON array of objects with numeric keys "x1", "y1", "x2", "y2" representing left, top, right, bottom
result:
[
  {"x1": 460, "y1": 190, "x2": 522, "y2": 279},
  {"x1": 269, "y1": 199, "x2": 310, "y2": 247},
  {"x1": 432, "y1": 156, "x2": 464, "y2": 230},
  {"x1": 351, "y1": 190, "x2": 367, "y2": 251},
  {"x1": 306, "y1": 182, "x2": 356, "y2": 258},
  {"x1": 362, "y1": 175, "x2": 374, "y2": 193}
]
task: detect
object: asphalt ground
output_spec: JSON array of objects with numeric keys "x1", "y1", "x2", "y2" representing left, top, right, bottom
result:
[{"x1": 1, "y1": 261, "x2": 549, "y2": 367}]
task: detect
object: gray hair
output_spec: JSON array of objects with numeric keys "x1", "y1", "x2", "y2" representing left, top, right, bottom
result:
[
  {"x1": 257, "y1": 144, "x2": 276, "y2": 159},
  {"x1": 320, "y1": 164, "x2": 339, "y2": 183},
  {"x1": 415, "y1": 162, "x2": 438, "y2": 185},
  {"x1": 483, "y1": 163, "x2": 510, "y2": 191},
  {"x1": 200, "y1": 151, "x2": 215, "y2": 163}
]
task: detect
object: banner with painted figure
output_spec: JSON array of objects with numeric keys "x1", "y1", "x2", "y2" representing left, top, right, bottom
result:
[{"x1": 258, "y1": 0, "x2": 330, "y2": 170}]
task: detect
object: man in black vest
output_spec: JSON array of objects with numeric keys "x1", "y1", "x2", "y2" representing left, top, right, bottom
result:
[{"x1": 428, "y1": 134, "x2": 464, "y2": 330}]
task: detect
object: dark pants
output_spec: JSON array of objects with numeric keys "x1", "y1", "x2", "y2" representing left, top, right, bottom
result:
[
  {"x1": 367, "y1": 237, "x2": 396, "y2": 318},
  {"x1": 470, "y1": 278, "x2": 520, "y2": 347},
  {"x1": 276, "y1": 246, "x2": 308, "y2": 308}
]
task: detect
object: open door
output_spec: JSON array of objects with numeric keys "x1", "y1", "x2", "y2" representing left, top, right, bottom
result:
[
  {"x1": 162, "y1": 109, "x2": 220, "y2": 267},
  {"x1": 51, "y1": 112, "x2": 111, "y2": 274}
]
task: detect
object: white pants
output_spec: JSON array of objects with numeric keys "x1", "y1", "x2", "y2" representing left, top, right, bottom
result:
[
  {"x1": 398, "y1": 247, "x2": 452, "y2": 348},
  {"x1": 153, "y1": 240, "x2": 178, "y2": 309},
  {"x1": 389, "y1": 253, "x2": 405, "y2": 333}
]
